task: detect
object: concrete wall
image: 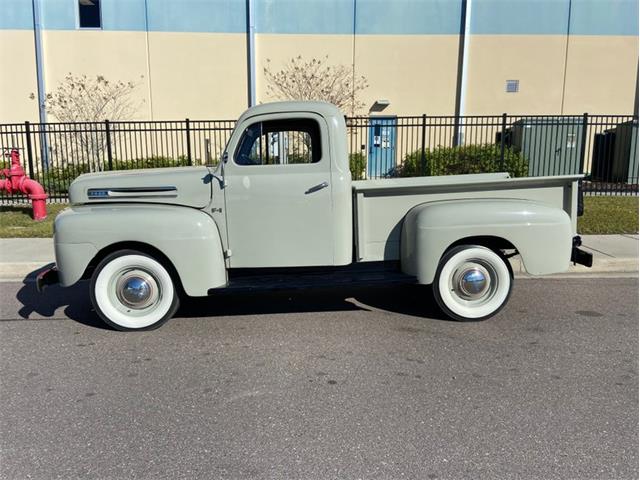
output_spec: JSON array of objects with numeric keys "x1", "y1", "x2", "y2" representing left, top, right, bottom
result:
[
  {"x1": 0, "y1": 0, "x2": 637, "y2": 122},
  {"x1": 39, "y1": 30, "x2": 152, "y2": 119},
  {"x1": 464, "y1": 35, "x2": 569, "y2": 115},
  {"x1": 563, "y1": 35, "x2": 638, "y2": 115},
  {"x1": 463, "y1": 0, "x2": 639, "y2": 115},
  {"x1": 353, "y1": 35, "x2": 460, "y2": 116},
  {"x1": 147, "y1": 32, "x2": 247, "y2": 119},
  {"x1": 0, "y1": 30, "x2": 40, "y2": 121}
]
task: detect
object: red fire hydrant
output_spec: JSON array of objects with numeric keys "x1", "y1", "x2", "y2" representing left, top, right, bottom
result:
[{"x1": 0, "y1": 149, "x2": 48, "y2": 221}]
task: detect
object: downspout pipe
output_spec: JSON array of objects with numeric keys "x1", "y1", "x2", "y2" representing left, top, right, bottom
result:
[
  {"x1": 246, "y1": 0, "x2": 256, "y2": 107},
  {"x1": 634, "y1": 61, "x2": 638, "y2": 117},
  {"x1": 31, "y1": 0, "x2": 49, "y2": 168},
  {"x1": 143, "y1": 0, "x2": 155, "y2": 119},
  {"x1": 453, "y1": 0, "x2": 471, "y2": 146}
]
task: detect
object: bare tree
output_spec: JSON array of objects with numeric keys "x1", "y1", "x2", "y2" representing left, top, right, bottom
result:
[
  {"x1": 30, "y1": 73, "x2": 143, "y2": 171},
  {"x1": 263, "y1": 55, "x2": 368, "y2": 115},
  {"x1": 33, "y1": 73, "x2": 141, "y2": 123}
]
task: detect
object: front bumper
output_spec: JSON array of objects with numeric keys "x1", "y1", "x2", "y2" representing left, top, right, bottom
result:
[
  {"x1": 36, "y1": 266, "x2": 59, "y2": 292},
  {"x1": 571, "y1": 236, "x2": 593, "y2": 268}
]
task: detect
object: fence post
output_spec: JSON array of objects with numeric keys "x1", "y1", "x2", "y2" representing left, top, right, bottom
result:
[
  {"x1": 105, "y1": 120, "x2": 113, "y2": 171},
  {"x1": 579, "y1": 112, "x2": 588, "y2": 174},
  {"x1": 420, "y1": 114, "x2": 427, "y2": 175},
  {"x1": 24, "y1": 121, "x2": 35, "y2": 178},
  {"x1": 500, "y1": 113, "x2": 507, "y2": 171},
  {"x1": 185, "y1": 118, "x2": 192, "y2": 165}
]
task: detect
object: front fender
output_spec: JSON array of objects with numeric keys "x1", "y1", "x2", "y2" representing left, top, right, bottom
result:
[
  {"x1": 54, "y1": 204, "x2": 226, "y2": 296},
  {"x1": 401, "y1": 199, "x2": 573, "y2": 284}
]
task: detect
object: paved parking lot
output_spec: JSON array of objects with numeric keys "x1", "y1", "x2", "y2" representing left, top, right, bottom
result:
[{"x1": 1, "y1": 277, "x2": 638, "y2": 479}]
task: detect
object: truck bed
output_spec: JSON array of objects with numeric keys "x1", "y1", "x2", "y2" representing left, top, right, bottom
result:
[{"x1": 352, "y1": 173, "x2": 582, "y2": 262}]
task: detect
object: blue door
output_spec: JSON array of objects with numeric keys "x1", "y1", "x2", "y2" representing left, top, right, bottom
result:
[{"x1": 368, "y1": 117, "x2": 396, "y2": 178}]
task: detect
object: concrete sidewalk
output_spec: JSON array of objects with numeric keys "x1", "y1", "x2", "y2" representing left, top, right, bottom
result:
[
  {"x1": 0, "y1": 238, "x2": 55, "y2": 280},
  {"x1": 512, "y1": 234, "x2": 639, "y2": 277},
  {"x1": 0, "y1": 235, "x2": 637, "y2": 281}
]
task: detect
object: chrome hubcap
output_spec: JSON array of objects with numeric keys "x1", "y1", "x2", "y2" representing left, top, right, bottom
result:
[
  {"x1": 453, "y1": 263, "x2": 492, "y2": 300},
  {"x1": 115, "y1": 271, "x2": 158, "y2": 310}
]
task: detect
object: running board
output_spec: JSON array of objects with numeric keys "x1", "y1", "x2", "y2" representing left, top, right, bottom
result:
[{"x1": 208, "y1": 265, "x2": 416, "y2": 294}]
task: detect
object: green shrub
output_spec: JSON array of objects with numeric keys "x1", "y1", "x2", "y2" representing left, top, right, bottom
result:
[
  {"x1": 392, "y1": 144, "x2": 528, "y2": 178},
  {"x1": 111, "y1": 155, "x2": 191, "y2": 170},
  {"x1": 33, "y1": 156, "x2": 192, "y2": 194},
  {"x1": 285, "y1": 153, "x2": 313, "y2": 164},
  {"x1": 37, "y1": 164, "x2": 91, "y2": 194},
  {"x1": 349, "y1": 152, "x2": 366, "y2": 180}
]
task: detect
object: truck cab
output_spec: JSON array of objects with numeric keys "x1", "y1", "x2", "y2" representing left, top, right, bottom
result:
[
  {"x1": 217, "y1": 102, "x2": 352, "y2": 268},
  {"x1": 41, "y1": 101, "x2": 592, "y2": 331}
]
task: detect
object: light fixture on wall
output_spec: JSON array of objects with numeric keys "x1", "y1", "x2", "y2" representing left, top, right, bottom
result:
[{"x1": 369, "y1": 99, "x2": 390, "y2": 113}]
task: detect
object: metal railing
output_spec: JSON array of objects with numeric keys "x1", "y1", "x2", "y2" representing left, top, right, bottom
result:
[
  {"x1": 0, "y1": 119, "x2": 235, "y2": 203},
  {"x1": 1, "y1": 114, "x2": 637, "y2": 204},
  {"x1": 347, "y1": 114, "x2": 638, "y2": 196}
]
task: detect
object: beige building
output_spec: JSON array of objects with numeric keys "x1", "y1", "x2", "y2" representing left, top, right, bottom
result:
[{"x1": 1, "y1": 0, "x2": 638, "y2": 123}]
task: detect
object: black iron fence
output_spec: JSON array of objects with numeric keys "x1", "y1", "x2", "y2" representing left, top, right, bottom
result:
[
  {"x1": 347, "y1": 114, "x2": 638, "y2": 196},
  {"x1": 1, "y1": 114, "x2": 637, "y2": 204},
  {"x1": 0, "y1": 119, "x2": 235, "y2": 203}
]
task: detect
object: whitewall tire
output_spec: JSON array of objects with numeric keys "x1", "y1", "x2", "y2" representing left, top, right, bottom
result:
[
  {"x1": 433, "y1": 245, "x2": 513, "y2": 322},
  {"x1": 90, "y1": 250, "x2": 180, "y2": 331}
]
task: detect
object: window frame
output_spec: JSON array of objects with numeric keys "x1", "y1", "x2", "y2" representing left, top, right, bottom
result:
[
  {"x1": 77, "y1": 0, "x2": 103, "y2": 30},
  {"x1": 232, "y1": 117, "x2": 323, "y2": 167}
]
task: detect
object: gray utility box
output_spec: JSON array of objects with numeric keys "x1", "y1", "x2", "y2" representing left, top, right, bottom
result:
[
  {"x1": 592, "y1": 120, "x2": 638, "y2": 184},
  {"x1": 614, "y1": 121, "x2": 639, "y2": 184},
  {"x1": 506, "y1": 117, "x2": 584, "y2": 177}
]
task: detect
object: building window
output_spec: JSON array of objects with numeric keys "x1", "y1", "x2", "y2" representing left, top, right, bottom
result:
[
  {"x1": 78, "y1": 0, "x2": 101, "y2": 29},
  {"x1": 235, "y1": 119, "x2": 321, "y2": 166},
  {"x1": 506, "y1": 80, "x2": 520, "y2": 93}
]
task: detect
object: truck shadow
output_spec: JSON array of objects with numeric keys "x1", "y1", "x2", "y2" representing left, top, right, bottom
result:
[
  {"x1": 16, "y1": 267, "x2": 448, "y2": 330},
  {"x1": 16, "y1": 266, "x2": 104, "y2": 328},
  {"x1": 179, "y1": 284, "x2": 448, "y2": 321}
]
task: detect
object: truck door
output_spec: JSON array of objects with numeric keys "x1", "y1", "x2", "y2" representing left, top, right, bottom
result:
[
  {"x1": 368, "y1": 117, "x2": 396, "y2": 178},
  {"x1": 223, "y1": 114, "x2": 334, "y2": 268}
]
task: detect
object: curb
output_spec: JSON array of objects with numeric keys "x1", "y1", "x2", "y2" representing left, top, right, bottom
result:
[
  {"x1": 1, "y1": 259, "x2": 638, "y2": 283},
  {"x1": 509, "y1": 257, "x2": 639, "y2": 276},
  {"x1": 0, "y1": 262, "x2": 53, "y2": 282}
]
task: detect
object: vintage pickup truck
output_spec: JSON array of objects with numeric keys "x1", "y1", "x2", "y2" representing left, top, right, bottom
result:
[{"x1": 38, "y1": 101, "x2": 592, "y2": 330}]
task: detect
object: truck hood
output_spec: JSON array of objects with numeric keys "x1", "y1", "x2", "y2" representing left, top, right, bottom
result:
[{"x1": 68, "y1": 166, "x2": 213, "y2": 209}]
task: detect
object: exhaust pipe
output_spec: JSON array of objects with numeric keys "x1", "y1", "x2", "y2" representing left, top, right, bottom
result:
[{"x1": 571, "y1": 236, "x2": 593, "y2": 268}]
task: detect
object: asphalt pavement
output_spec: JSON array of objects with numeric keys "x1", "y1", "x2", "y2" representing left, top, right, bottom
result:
[{"x1": 0, "y1": 277, "x2": 637, "y2": 479}]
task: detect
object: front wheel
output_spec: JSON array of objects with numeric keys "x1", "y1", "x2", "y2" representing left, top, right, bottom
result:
[
  {"x1": 433, "y1": 245, "x2": 513, "y2": 322},
  {"x1": 90, "y1": 250, "x2": 180, "y2": 331}
]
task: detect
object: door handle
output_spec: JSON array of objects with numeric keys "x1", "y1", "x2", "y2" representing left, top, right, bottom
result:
[{"x1": 305, "y1": 181, "x2": 329, "y2": 194}]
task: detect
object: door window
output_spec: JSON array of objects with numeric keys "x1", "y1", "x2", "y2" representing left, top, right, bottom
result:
[{"x1": 235, "y1": 119, "x2": 321, "y2": 166}]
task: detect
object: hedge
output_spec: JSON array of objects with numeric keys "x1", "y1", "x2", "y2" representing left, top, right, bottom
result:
[
  {"x1": 349, "y1": 152, "x2": 366, "y2": 180},
  {"x1": 31, "y1": 156, "x2": 191, "y2": 194},
  {"x1": 2, "y1": 145, "x2": 528, "y2": 196},
  {"x1": 391, "y1": 144, "x2": 528, "y2": 178}
]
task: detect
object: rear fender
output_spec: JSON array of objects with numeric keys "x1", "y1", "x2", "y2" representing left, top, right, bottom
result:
[
  {"x1": 401, "y1": 199, "x2": 573, "y2": 284},
  {"x1": 54, "y1": 204, "x2": 226, "y2": 296}
]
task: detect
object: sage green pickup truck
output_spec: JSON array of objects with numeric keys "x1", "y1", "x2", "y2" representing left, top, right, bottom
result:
[{"x1": 38, "y1": 101, "x2": 592, "y2": 330}]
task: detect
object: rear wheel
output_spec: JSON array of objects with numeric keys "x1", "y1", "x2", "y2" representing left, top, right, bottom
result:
[
  {"x1": 433, "y1": 245, "x2": 513, "y2": 321},
  {"x1": 90, "y1": 250, "x2": 180, "y2": 331}
]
